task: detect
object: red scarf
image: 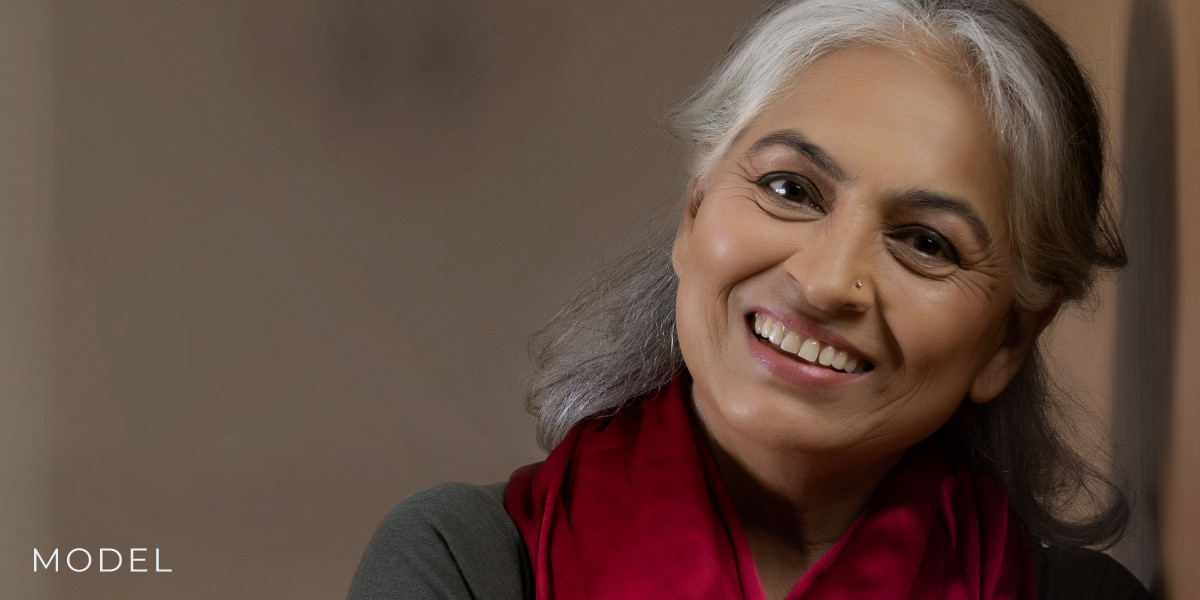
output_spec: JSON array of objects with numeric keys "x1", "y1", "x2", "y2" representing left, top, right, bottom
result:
[{"x1": 507, "y1": 371, "x2": 1035, "y2": 600}]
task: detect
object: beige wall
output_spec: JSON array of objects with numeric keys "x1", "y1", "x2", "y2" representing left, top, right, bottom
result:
[
  {"x1": 1031, "y1": 0, "x2": 1199, "y2": 595},
  {"x1": 33, "y1": 1, "x2": 763, "y2": 598},
  {"x1": 1, "y1": 0, "x2": 1194, "y2": 598},
  {"x1": 0, "y1": 0, "x2": 54, "y2": 598},
  {"x1": 1159, "y1": 0, "x2": 1200, "y2": 596}
]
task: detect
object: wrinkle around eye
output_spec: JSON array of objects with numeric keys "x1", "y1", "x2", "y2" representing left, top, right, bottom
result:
[
  {"x1": 890, "y1": 228, "x2": 958, "y2": 265},
  {"x1": 884, "y1": 236, "x2": 958, "y2": 279},
  {"x1": 752, "y1": 174, "x2": 825, "y2": 219},
  {"x1": 703, "y1": 178, "x2": 759, "y2": 207}
]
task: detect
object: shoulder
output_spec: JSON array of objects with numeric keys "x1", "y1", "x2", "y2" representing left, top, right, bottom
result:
[
  {"x1": 1033, "y1": 546, "x2": 1150, "y2": 600},
  {"x1": 371, "y1": 481, "x2": 513, "y2": 536},
  {"x1": 347, "y1": 482, "x2": 534, "y2": 600}
]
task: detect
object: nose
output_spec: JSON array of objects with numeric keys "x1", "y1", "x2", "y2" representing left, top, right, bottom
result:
[{"x1": 782, "y1": 211, "x2": 875, "y2": 315}]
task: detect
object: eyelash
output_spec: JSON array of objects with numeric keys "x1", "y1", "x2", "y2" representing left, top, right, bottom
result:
[
  {"x1": 887, "y1": 226, "x2": 961, "y2": 266},
  {"x1": 756, "y1": 172, "x2": 825, "y2": 214}
]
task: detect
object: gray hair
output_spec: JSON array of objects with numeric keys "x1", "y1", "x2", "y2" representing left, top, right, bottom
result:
[{"x1": 524, "y1": 0, "x2": 1129, "y2": 549}]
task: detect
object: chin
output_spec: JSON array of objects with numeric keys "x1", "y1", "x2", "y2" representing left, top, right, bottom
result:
[{"x1": 701, "y1": 381, "x2": 843, "y2": 450}]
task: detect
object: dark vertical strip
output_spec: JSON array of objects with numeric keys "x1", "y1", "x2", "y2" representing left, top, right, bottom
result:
[{"x1": 1114, "y1": 0, "x2": 1176, "y2": 592}]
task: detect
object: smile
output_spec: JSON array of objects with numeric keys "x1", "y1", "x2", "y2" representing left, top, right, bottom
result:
[{"x1": 752, "y1": 312, "x2": 869, "y2": 373}]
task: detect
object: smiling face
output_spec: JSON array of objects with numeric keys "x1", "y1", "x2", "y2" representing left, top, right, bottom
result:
[{"x1": 672, "y1": 44, "x2": 1055, "y2": 463}]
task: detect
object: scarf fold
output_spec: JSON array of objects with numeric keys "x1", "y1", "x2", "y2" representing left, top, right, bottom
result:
[{"x1": 506, "y1": 372, "x2": 1035, "y2": 600}]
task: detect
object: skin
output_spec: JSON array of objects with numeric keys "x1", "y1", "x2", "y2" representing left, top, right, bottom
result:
[{"x1": 670, "y1": 45, "x2": 1061, "y2": 600}]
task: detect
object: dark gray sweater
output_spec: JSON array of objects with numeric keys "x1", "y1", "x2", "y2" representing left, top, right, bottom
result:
[{"x1": 347, "y1": 483, "x2": 1149, "y2": 600}]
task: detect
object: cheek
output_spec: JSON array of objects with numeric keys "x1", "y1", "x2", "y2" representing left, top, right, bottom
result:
[
  {"x1": 866, "y1": 296, "x2": 991, "y2": 446},
  {"x1": 881, "y1": 280, "x2": 1004, "y2": 397},
  {"x1": 684, "y1": 199, "x2": 785, "y2": 291},
  {"x1": 675, "y1": 199, "x2": 786, "y2": 362}
]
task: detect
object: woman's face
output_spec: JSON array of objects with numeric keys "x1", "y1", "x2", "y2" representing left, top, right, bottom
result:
[{"x1": 672, "y1": 45, "x2": 1052, "y2": 461}]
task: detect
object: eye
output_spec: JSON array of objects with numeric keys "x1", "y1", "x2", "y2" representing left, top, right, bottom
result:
[
  {"x1": 889, "y1": 226, "x2": 960, "y2": 266},
  {"x1": 758, "y1": 173, "x2": 824, "y2": 214}
]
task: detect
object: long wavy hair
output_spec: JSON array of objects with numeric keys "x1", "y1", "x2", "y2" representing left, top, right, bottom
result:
[{"x1": 523, "y1": 0, "x2": 1130, "y2": 550}]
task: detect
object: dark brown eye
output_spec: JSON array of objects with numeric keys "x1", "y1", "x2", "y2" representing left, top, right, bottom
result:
[
  {"x1": 890, "y1": 227, "x2": 960, "y2": 266},
  {"x1": 913, "y1": 233, "x2": 941, "y2": 255},
  {"x1": 767, "y1": 177, "x2": 814, "y2": 204}
]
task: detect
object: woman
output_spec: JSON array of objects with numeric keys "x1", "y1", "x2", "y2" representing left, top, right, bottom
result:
[{"x1": 348, "y1": 0, "x2": 1149, "y2": 598}]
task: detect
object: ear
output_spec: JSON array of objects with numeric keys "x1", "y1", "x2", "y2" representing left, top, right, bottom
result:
[
  {"x1": 671, "y1": 178, "x2": 705, "y2": 277},
  {"x1": 967, "y1": 292, "x2": 1062, "y2": 404}
]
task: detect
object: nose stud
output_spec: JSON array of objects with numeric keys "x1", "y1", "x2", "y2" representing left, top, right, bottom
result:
[{"x1": 855, "y1": 280, "x2": 863, "y2": 289}]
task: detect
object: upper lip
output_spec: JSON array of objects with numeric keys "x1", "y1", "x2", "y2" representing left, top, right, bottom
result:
[{"x1": 750, "y1": 308, "x2": 872, "y2": 366}]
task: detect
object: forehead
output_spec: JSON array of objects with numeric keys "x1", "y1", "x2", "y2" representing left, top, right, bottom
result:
[{"x1": 737, "y1": 45, "x2": 1008, "y2": 226}]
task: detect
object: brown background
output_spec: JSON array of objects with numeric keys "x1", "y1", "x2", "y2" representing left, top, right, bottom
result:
[{"x1": 1, "y1": 0, "x2": 1196, "y2": 598}]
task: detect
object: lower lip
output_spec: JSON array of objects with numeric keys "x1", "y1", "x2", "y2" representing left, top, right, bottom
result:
[{"x1": 745, "y1": 321, "x2": 862, "y2": 388}]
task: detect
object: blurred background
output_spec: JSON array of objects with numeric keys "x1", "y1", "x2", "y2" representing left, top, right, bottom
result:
[{"x1": 1, "y1": 0, "x2": 1196, "y2": 598}]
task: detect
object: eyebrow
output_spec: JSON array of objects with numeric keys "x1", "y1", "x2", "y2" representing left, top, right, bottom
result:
[
  {"x1": 745, "y1": 130, "x2": 849, "y2": 183},
  {"x1": 889, "y1": 189, "x2": 993, "y2": 248}
]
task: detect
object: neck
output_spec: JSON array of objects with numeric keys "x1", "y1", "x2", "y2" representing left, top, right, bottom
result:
[
  {"x1": 704, "y1": 424, "x2": 901, "y2": 550},
  {"x1": 687, "y1": 382, "x2": 904, "y2": 598}
]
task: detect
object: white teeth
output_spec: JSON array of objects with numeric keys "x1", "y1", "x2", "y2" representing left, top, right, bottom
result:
[
  {"x1": 798, "y1": 339, "x2": 821, "y2": 361},
  {"x1": 768, "y1": 323, "x2": 785, "y2": 345},
  {"x1": 780, "y1": 331, "x2": 802, "y2": 354},
  {"x1": 753, "y1": 314, "x2": 865, "y2": 373}
]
